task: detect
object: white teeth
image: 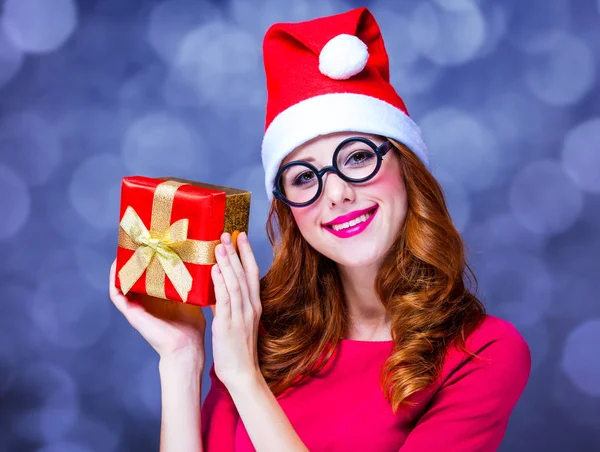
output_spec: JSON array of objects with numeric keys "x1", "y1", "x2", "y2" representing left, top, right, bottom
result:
[{"x1": 331, "y1": 211, "x2": 373, "y2": 231}]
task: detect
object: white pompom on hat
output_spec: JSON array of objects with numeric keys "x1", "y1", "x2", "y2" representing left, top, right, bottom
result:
[
  {"x1": 261, "y1": 7, "x2": 430, "y2": 202},
  {"x1": 319, "y1": 34, "x2": 369, "y2": 80}
]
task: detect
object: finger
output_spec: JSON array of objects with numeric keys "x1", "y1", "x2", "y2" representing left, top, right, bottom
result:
[
  {"x1": 211, "y1": 262, "x2": 231, "y2": 321},
  {"x1": 236, "y1": 232, "x2": 262, "y2": 314},
  {"x1": 109, "y1": 259, "x2": 134, "y2": 317},
  {"x1": 222, "y1": 233, "x2": 252, "y2": 315},
  {"x1": 109, "y1": 259, "x2": 119, "y2": 298},
  {"x1": 216, "y1": 236, "x2": 250, "y2": 323}
]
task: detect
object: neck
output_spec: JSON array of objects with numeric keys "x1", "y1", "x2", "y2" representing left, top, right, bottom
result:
[{"x1": 338, "y1": 261, "x2": 391, "y2": 341}]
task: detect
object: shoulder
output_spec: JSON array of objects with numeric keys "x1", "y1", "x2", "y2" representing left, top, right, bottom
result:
[
  {"x1": 403, "y1": 316, "x2": 532, "y2": 451},
  {"x1": 440, "y1": 315, "x2": 531, "y2": 388},
  {"x1": 465, "y1": 314, "x2": 530, "y2": 353}
]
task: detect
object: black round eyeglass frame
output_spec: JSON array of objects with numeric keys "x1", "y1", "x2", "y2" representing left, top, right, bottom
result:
[{"x1": 272, "y1": 137, "x2": 395, "y2": 208}]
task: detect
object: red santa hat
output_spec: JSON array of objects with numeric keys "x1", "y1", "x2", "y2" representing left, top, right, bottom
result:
[{"x1": 261, "y1": 7, "x2": 430, "y2": 202}]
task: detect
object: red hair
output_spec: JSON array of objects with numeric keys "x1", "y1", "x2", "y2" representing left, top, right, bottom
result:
[{"x1": 257, "y1": 138, "x2": 486, "y2": 412}]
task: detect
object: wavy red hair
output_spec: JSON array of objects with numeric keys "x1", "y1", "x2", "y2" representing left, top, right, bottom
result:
[{"x1": 257, "y1": 138, "x2": 486, "y2": 413}]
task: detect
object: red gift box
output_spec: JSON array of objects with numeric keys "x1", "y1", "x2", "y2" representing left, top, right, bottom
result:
[{"x1": 115, "y1": 176, "x2": 251, "y2": 307}]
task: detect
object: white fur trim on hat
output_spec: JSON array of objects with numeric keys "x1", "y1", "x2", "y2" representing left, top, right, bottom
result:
[
  {"x1": 261, "y1": 92, "x2": 430, "y2": 202},
  {"x1": 319, "y1": 34, "x2": 369, "y2": 80}
]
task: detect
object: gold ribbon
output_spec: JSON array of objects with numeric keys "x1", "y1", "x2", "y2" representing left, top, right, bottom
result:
[{"x1": 117, "y1": 180, "x2": 221, "y2": 303}]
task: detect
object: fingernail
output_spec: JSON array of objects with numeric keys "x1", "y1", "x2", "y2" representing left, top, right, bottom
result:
[
  {"x1": 217, "y1": 244, "x2": 226, "y2": 256},
  {"x1": 222, "y1": 233, "x2": 231, "y2": 245},
  {"x1": 239, "y1": 232, "x2": 247, "y2": 243}
]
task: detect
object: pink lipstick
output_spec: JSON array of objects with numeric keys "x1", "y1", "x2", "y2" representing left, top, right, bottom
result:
[{"x1": 322, "y1": 205, "x2": 378, "y2": 239}]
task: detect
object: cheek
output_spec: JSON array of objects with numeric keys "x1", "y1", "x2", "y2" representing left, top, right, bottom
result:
[
  {"x1": 373, "y1": 165, "x2": 406, "y2": 198},
  {"x1": 372, "y1": 166, "x2": 408, "y2": 224},
  {"x1": 291, "y1": 207, "x2": 319, "y2": 232}
]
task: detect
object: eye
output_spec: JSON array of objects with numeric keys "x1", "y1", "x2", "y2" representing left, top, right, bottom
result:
[
  {"x1": 346, "y1": 150, "x2": 376, "y2": 166},
  {"x1": 293, "y1": 170, "x2": 315, "y2": 186},
  {"x1": 351, "y1": 152, "x2": 368, "y2": 163}
]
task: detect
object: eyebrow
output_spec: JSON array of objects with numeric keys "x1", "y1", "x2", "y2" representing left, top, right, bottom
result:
[{"x1": 284, "y1": 155, "x2": 317, "y2": 165}]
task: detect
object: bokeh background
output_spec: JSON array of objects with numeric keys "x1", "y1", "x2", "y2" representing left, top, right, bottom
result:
[{"x1": 0, "y1": 0, "x2": 599, "y2": 450}]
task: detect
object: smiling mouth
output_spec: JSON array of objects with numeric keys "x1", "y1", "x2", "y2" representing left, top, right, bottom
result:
[{"x1": 324, "y1": 206, "x2": 378, "y2": 230}]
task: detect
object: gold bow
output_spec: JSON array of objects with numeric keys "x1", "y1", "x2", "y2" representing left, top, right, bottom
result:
[
  {"x1": 118, "y1": 206, "x2": 194, "y2": 302},
  {"x1": 117, "y1": 180, "x2": 220, "y2": 303}
]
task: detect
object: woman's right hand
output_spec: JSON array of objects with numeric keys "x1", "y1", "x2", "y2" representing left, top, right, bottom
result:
[{"x1": 108, "y1": 259, "x2": 207, "y2": 363}]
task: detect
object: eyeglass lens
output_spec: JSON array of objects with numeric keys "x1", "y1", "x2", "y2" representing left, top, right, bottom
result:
[{"x1": 279, "y1": 139, "x2": 379, "y2": 205}]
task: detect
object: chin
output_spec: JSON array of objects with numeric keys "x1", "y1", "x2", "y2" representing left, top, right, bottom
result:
[{"x1": 331, "y1": 249, "x2": 384, "y2": 268}]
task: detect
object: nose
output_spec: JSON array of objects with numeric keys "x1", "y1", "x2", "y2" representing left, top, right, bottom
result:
[{"x1": 321, "y1": 170, "x2": 355, "y2": 206}]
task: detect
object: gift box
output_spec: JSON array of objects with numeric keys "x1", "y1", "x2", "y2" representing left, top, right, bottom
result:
[{"x1": 115, "y1": 175, "x2": 251, "y2": 307}]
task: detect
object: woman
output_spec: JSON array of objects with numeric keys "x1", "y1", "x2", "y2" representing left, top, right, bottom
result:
[{"x1": 109, "y1": 7, "x2": 530, "y2": 452}]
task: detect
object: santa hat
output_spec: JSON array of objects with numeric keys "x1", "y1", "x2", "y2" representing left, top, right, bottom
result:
[{"x1": 261, "y1": 6, "x2": 431, "y2": 202}]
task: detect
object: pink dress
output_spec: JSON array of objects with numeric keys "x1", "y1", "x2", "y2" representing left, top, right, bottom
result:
[{"x1": 201, "y1": 315, "x2": 531, "y2": 451}]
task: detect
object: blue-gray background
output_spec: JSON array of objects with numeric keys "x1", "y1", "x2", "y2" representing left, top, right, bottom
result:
[{"x1": 0, "y1": 0, "x2": 598, "y2": 450}]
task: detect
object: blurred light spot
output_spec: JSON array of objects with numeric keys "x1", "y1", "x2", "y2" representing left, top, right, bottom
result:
[
  {"x1": 509, "y1": 159, "x2": 583, "y2": 236},
  {"x1": 479, "y1": 251, "x2": 553, "y2": 327},
  {"x1": 369, "y1": 7, "x2": 419, "y2": 67},
  {"x1": 522, "y1": 31, "x2": 595, "y2": 107},
  {"x1": 67, "y1": 416, "x2": 122, "y2": 452},
  {"x1": 391, "y1": 58, "x2": 441, "y2": 96},
  {"x1": 175, "y1": 21, "x2": 264, "y2": 110},
  {"x1": 57, "y1": 107, "x2": 126, "y2": 163},
  {"x1": 0, "y1": 164, "x2": 30, "y2": 239},
  {"x1": 118, "y1": 64, "x2": 165, "y2": 108},
  {"x1": 250, "y1": 200, "x2": 269, "y2": 241},
  {"x1": 138, "y1": 359, "x2": 161, "y2": 415},
  {"x1": 463, "y1": 221, "x2": 495, "y2": 259},
  {"x1": 0, "y1": 329, "x2": 16, "y2": 395},
  {"x1": 74, "y1": 245, "x2": 113, "y2": 293},
  {"x1": 0, "y1": 27, "x2": 23, "y2": 88},
  {"x1": 431, "y1": 0, "x2": 475, "y2": 10},
  {"x1": 562, "y1": 319, "x2": 600, "y2": 396},
  {"x1": 561, "y1": 117, "x2": 600, "y2": 194},
  {"x1": 229, "y1": 0, "x2": 348, "y2": 35},
  {"x1": 518, "y1": 320, "x2": 550, "y2": 370},
  {"x1": 435, "y1": 171, "x2": 471, "y2": 231},
  {"x1": 122, "y1": 112, "x2": 201, "y2": 178},
  {"x1": 483, "y1": 90, "x2": 544, "y2": 147},
  {"x1": 36, "y1": 246, "x2": 80, "y2": 283},
  {"x1": 106, "y1": 320, "x2": 158, "y2": 408},
  {"x1": 408, "y1": 3, "x2": 438, "y2": 53},
  {"x1": 69, "y1": 153, "x2": 126, "y2": 231},
  {"x1": 114, "y1": 355, "x2": 159, "y2": 419},
  {"x1": 43, "y1": 185, "x2": 112, "y2": 245},
  {"x1": 225, "y1": 163, "x2": 263, "y2": 199},
  {"x1": 147, "y1": 0, "x2": 222, "y2": 65},
  {"x1": 1, "y1": 284, "x2": 42, "y2": 364},
  {"x1": 8, "y1": 362, "x2": 79, "y2": 442},
  {"x1": 485, "y1": 212, "x2": 546, "y2": 252},
  {"x1": 30, "y1": 271, "x2": 111, "y2": 350},
  {"x1": 36, "y1": 245, "x2": 110, "y2": 296},
  {"x1": 474, "y1": 3, "x2": 508, "y2": 58},
  {"x1": 549, "y1": 267, "x2": 600, "y2": 320},
  {"x1": 421, "y1": 107, "x2": 501, "y2": 191},
  {"x1": 180, "y1": 107, "x2": 263, "y2": 178},
  {"x1": 0, "y1": 111, "x2": 62, "y2": 186},
  {"x1": 1, "y1": 0, "x2": 77, "y2": 54},
  {"x1": 162, "y1": 68, "x2": 201, "y2": 109},
  {"x1": 409, "y1": 1, "x2": 485, "y2": 66},
  {"x1": 38, "y1": 443, "x2": 92, "y2": 452}
]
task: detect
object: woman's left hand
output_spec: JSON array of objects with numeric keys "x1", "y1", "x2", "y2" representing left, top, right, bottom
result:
[{"x1": 210, "y1": 231, "x2": 263, "y2": 389}]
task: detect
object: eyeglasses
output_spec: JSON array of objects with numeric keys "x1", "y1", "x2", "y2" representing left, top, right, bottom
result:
[{"x1": 272, "y1": 137, "x2": 394, "y2": 208}]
